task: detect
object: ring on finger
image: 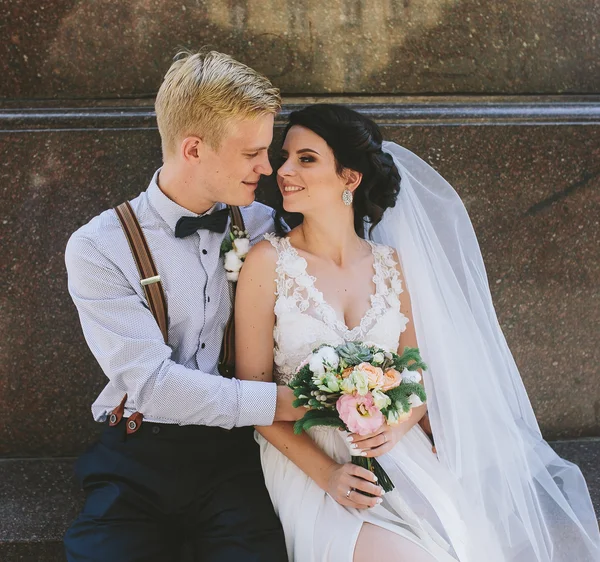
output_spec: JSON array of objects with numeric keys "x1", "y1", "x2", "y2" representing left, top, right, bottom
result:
[{"x1": 346, "y1": 488, "x2": 353, "y2": 499}]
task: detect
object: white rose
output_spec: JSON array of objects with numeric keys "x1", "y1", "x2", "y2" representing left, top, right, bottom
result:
[
  {"x1": 408, "y1": 393, "x2": 424, "y2": 407},
  {"x1": 340, "y1": 377, "x2": 356, "y2": 394},
  {"x1": 372, "y1": 389, "x2": 391, "y2": 410},
  {"x1": 232, "y1": 237, "x2": 250, "y2": 256},
  {"x1": 372, "y1": 352, "x2": 385, "y2": 365},
  {"x1": 401, "y1": 368, "x2": 422, "y2": 384},
  {"x1": 318, "y1": 346, "x2": 339, "y2": 370},
  {"x1": 350, "y1": 370, "x2": 369, "y2": 396},
  {"x1": 226, "y1": 270, "x2": 239, "y2": 282},
  {"x1": 224, "y1": 250, "x2": 243, "y2": 272}
]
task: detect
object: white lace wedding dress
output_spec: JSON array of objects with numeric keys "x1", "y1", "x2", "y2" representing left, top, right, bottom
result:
[{"x1": 257, "y1": 234, "x2": 505, "y2": 562}]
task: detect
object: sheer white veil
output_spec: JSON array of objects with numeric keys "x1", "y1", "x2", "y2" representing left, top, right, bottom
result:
[{"x1": 369, "y1": 141, "x2": 600, "y2": 561}]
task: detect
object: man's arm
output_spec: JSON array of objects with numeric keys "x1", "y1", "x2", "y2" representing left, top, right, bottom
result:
[{"x1": 65, "y1": 231, "x2": 278, "y2": 429}]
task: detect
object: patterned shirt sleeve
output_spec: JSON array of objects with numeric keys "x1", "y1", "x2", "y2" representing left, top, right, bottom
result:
[{"x1": 65, "y1": 231, "x2": 277, "y2": 429}]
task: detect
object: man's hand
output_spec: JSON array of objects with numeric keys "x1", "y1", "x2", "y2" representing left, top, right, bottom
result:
[{"x1": 273, "y1": 385, "x2": 305, "y2": 422}]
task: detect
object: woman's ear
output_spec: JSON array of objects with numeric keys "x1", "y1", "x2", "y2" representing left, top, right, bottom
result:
[{"x1": 343, "y1": 168, "x2": 363, "y2": 193}]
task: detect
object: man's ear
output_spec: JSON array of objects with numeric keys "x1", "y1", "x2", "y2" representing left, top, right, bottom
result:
[
  {"x1": 181, "y1": 136, "x2": 204, "y2": 163},
  {"x1": 343, "y1": 168, "x2": 363, "y2": 193}
]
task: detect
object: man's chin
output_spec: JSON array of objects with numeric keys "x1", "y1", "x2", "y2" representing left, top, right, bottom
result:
[
  {"x1": 223, "y1": 193, "x2": 255, "y2": 208},
  {"x1": 239, "y1": 192, "x2": 256, "y2": 207},
  {"x1": 238, "y1": 185, "x2": 257, "y2": 206}
]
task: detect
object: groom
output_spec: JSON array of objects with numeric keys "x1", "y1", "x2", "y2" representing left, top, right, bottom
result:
[{"x1": 63, "y1": 51, "x2": 298, "y2": 561}]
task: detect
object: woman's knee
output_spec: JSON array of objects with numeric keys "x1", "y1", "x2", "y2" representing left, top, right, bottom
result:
[{"x1": 353, "y1": 523, "x2": 438, "y2": 562}]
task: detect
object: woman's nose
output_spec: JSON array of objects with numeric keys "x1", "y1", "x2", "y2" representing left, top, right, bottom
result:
[{"x1": 277, "y1": 158, "x2": 295, "y2": 177}]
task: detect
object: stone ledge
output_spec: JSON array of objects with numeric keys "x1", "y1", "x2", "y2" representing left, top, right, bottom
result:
[
  {"x1": 1, "y1": 439, "x2": 599, "y2": 560},
  {"x1": 1, "y1": 96, "x2": 600, "y2": 130}
]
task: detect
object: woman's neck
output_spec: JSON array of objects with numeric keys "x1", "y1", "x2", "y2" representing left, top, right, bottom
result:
[{"x1": 296, "y1": 214, "x2": 365, "y2": 266}]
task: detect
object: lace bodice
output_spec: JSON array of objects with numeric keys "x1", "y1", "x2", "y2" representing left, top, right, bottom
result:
[{"x1": 265, "y1": 234, "x2": 409, "y2": 385}]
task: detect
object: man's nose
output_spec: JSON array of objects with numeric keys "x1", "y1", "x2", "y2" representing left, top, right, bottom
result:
[{"x1": 256, "y1": 152, "x2": 273, "y2": 176}]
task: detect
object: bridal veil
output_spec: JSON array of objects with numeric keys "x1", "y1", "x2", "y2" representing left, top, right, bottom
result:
[{"x1": 369, "y1": 142, "x2": 600, "y2": 561}]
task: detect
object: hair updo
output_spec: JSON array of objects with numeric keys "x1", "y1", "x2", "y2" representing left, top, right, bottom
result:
[{"x1": 276, "y1": 103, "x2": 401, "y2": 237}]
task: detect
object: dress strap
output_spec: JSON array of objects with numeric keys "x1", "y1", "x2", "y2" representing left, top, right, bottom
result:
[
  {"x1": 263, "y1": 234, "x2": 315, "y2": 313},
  {"x1": 264, "y1": 233, "x2": 286, "y2": 298},
  {"x1": 371, "y1": 243, "x2": 404, "y2": 298}
]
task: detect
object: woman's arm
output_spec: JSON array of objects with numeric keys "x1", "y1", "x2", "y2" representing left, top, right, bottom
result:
[
  {"x1": 349, "y1": 251, "x2": 428, "y2": 456},
  {"x1": 235, "y1": 240, "x2": 382, "y2": 507}
]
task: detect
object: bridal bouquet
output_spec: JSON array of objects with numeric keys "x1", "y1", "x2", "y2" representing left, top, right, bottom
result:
[{"x1": 289, "y1": 341, "x2": 427, "y2": 493}]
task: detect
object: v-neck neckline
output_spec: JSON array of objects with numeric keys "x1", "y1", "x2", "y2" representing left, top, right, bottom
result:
[{"x1": 280, "y1": 237, "x2": 384, "y2": 337}]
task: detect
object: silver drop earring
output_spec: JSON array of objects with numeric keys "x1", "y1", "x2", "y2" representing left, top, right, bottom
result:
[{"x1": 342, "y1": 189, "x2": 353, "y2": 206}]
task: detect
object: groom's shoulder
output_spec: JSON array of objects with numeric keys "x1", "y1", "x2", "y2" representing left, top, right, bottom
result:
[
  {"x1": 239, "y1": 201, "x2": 279, "y2": 242},
  {"x1": 65, "y1": 192, "x2": 146, "y2": 266}
]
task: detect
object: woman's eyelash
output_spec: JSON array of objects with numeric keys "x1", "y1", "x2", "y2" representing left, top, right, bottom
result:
[{"x1": 276, "y1": 155, "x2": 316, "y2": 164}]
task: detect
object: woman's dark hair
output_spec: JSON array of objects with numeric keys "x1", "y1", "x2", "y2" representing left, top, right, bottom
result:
[{"x1": 274, "y1": 104, "x2": 401, "y2": 237}]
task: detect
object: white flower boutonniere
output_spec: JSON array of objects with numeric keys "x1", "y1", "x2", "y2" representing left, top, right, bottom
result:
[{"x1": 220, "y1": 226, "x2": 250, "y2": 282}]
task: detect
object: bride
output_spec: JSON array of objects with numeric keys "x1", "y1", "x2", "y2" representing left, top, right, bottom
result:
[{"x1": 234, "y1": 104, "x2": 600, "y2": 561}]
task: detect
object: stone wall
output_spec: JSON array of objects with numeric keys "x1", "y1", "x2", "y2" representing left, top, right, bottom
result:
[
  {"x1": 3, "y1": 0, "x2": 599, "y2": 97},
  {"x1": 1, "y1": 1, "x2": 599, "y2": 459}
]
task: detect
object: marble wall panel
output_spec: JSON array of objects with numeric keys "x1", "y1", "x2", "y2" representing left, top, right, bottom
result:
[
  {"x1": 0, "y1": 107, "x2": 599, "y2": 456},
  {"x1": 2, "y1": 0, "x2": 599, "y2": 99}
]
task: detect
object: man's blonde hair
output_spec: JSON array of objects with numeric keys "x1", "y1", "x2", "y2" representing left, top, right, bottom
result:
[{"x1": 155, "y1": 50, "x2": 281, "y2": 157}]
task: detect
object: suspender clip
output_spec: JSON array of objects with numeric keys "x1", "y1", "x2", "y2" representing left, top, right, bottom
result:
[{"x1": 141, "y1": 275, "x2": 161, "y2": 286}]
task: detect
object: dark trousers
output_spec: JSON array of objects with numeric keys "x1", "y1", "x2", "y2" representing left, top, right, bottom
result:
[{"x1": 64, "y1": 420, "x2": 288, "y2": 562}]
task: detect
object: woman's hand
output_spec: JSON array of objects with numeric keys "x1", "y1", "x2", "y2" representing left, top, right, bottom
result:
[
  {"x1": 348, "y1": 419, "x2": 411, "y2": 458},
  {"x1": 323, "y1": 462, "x2": 383, "y2": 509}
]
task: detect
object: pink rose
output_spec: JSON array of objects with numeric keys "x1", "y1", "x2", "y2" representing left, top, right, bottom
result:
[
  {"x1": 382, "y1": 368, "x2": 403, "y2": 391},
  {"x1": 336, "y1": 392, "x2": 385, "y2": 436}
]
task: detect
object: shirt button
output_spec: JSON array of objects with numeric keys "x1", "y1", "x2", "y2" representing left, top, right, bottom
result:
[
  {"x1": 207, "y1": 296, "x2": 210, "y2": 303},
  {"x1": 152, "y1": 426, "x2": 160, "y2": 435},
  {"x1": 201, "y1": 343, "x2": 206, "y2": 349},
  {"x1": 202, "y1": 249, "x2": 208, "y2": 255}
]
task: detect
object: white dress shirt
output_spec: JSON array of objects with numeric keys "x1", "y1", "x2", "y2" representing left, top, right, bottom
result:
[{"x1": 65, "y1": 169, "x2": 278, "y2": 428}]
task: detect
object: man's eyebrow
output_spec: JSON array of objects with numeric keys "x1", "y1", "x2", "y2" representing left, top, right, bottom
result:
[{"x1": 244, "y1": 146, "x2": 269, "y2": 152}]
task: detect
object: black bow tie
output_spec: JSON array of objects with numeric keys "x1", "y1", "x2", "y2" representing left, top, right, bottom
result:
[{"x1": 174, "y1": 208, "x2": 229, "y2": 238}]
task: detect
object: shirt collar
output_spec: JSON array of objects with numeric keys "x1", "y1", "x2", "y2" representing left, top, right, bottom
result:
[{"x1": 146, "y1": 168, "x2": 225, "y2": 234}]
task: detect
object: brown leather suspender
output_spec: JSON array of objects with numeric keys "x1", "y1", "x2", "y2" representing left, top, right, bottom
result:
[
  {"x1": 115, "y1": 202, "x2": 169, "y2": 343},
  {"x1": 110, "y1": 201, "x2": 168, "y2": 433},
  {"x1": 218, "y1": 206, "x2": 245, "y2": 378},
  {"x1": 109, "y1": 202, "x2": 245, "y2": 433}
]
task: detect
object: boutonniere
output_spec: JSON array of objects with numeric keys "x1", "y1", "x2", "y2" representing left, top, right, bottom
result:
[{"x1": 220, "y1": 226, "x2": 250, "y2": 282}]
